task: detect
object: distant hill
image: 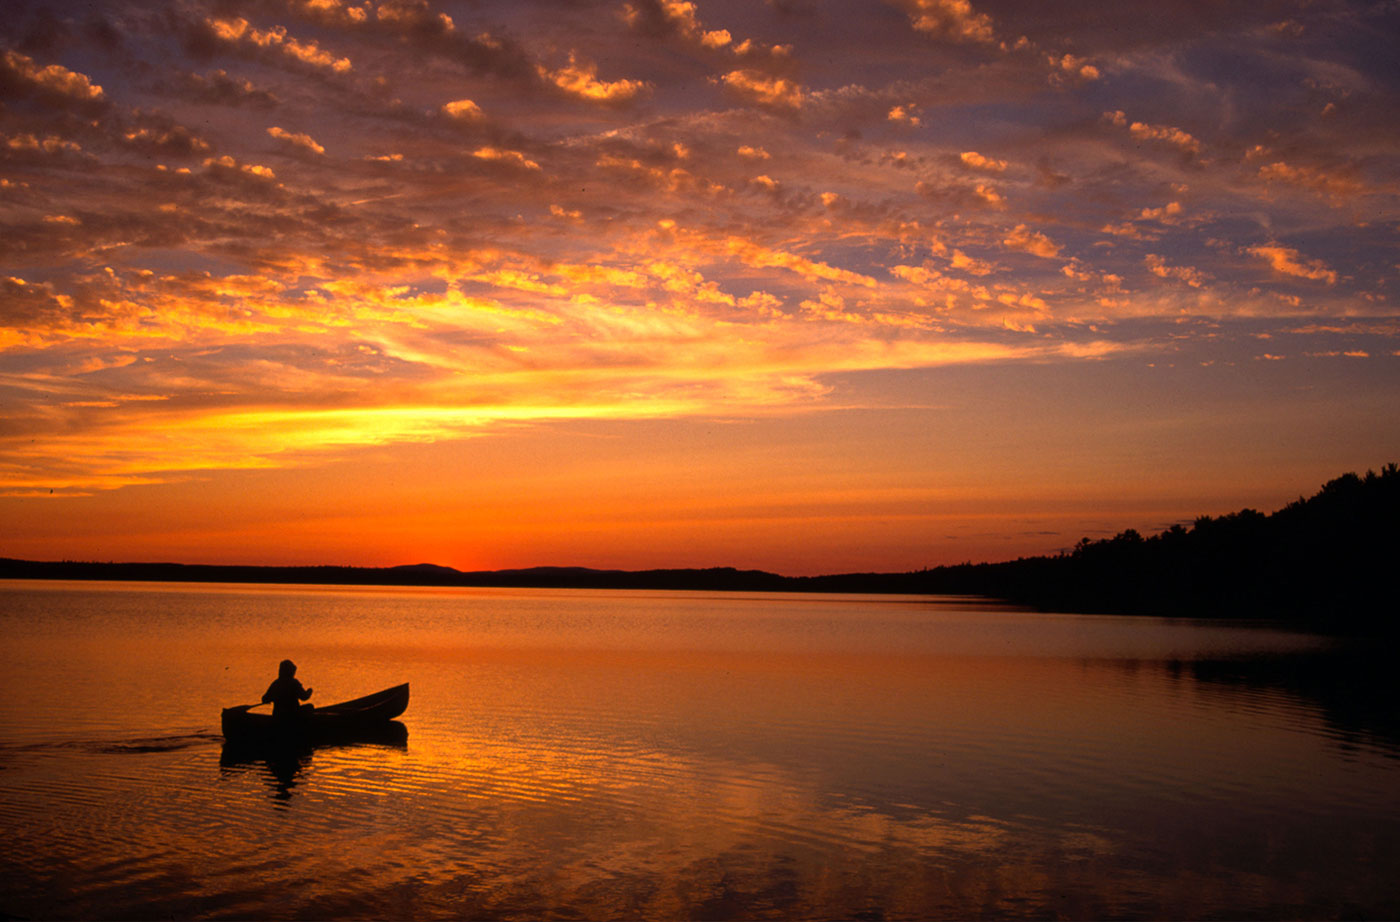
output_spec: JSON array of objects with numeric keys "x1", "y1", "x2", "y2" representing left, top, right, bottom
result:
[
  {"x1": 0, "y1": 558, "x2": 792, "y2": 593},
  {"x1": 2, "y1": 463, "x2": 1395, "y2": 631}
]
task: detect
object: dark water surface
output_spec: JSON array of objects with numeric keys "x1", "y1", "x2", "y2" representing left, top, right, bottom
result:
[{"x1": 1, "y1": 580, "x2": 1397, "y2": 919}]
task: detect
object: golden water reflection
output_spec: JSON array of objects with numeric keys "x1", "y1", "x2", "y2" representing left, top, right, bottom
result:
[{"x1": 1, "y1": 583, "x2": 1397, "y2": 919}]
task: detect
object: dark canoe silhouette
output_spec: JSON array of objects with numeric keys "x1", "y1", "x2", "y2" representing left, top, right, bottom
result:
[{"x1": 221, "y1": 683, "x2": 409, "y2": 748}]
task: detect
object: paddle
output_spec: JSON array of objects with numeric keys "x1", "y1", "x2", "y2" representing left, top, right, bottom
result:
[{"x1": 226, "y1": 701, "x2": 270, "y2": 713}]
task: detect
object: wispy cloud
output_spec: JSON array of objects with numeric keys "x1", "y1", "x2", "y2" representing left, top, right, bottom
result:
[{"x1": 1247, "y1": 245, "x2": 1338, "y2": 285}]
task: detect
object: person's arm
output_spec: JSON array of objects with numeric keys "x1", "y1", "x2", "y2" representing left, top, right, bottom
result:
[
  {"x1": 261, "y1": 681, "x2": 276, "y2": 704},
  {"x1": 299, "y1": 682, "x2": 313, "y2": 701}
]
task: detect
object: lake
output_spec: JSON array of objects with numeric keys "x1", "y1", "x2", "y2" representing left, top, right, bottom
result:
[{"x1": 1, "y1": 580, "x2": 1397, "y2": 919}]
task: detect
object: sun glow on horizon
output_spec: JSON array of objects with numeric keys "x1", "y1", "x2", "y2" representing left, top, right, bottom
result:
[{"x1": 1, "y1": 0, "x2": 1397, "y2": 572}]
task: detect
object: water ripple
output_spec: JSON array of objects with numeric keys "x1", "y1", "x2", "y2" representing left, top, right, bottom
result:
[{"x1": 2, "y1": 587, "x2": 1398, "y2": 920}]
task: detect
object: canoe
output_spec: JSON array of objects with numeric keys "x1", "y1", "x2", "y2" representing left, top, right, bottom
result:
[{"x1": 221, "y1": 683, "x2": 409, "y2": 747}]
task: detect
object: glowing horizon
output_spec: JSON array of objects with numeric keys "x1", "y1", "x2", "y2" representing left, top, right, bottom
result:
[{"x1": 2, "y1": 0, "x2": 1397, "y2": 574}]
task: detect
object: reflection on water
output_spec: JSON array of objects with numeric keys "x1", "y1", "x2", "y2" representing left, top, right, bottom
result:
[
  {"x1": 1183, "y1": 650, "x2": 1400, "y2": 756},
  {"x1": 0, "y1": 581, "x2": 1398, "y2": 919},
  {"x1": 222, "y1": 743, "x2": 315, "y2": 802},
  {"x1": 219, "y1": 722, "x2": 410, "y2": 803}
]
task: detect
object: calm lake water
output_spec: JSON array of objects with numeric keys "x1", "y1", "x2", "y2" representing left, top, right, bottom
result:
[{"x1": 1, "y1": 580, "x2": 1397, "y2": 920}]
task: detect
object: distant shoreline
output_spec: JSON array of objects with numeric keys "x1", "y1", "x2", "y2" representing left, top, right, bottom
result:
[
  {"x1": 0, "y1": 558, "x2": 871, "y2": 594},
  {"x1": 5, "y1": 464, "x2": 1396, "y2": 632}
]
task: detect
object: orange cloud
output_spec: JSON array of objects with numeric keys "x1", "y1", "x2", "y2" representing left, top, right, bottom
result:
[
  {"x1": 203, "y1": 154, "x2": 277, "y2": 180},
  {"x1": 897, "y1": 0, "x2": 996, "y2": 44},
  {"x1": 1, "y1": 50, "x2": 104, "y2": 102},
  {"x1": 207, "y1": 18, "x2": 352, "y2": 73},
  {"x1": 473, "y1": 147, "x2": 541, "y2": 171},
  {"x1": 541, "y1": 55, "x2": 647, "y2": 103},
  {"x1": 441, "y1": 98, "x2": 483, "y2": 120},
  {"x1": 1128, "y1": 121, "x2": 1200, "y2": 155},
  {"x1": 1100, "y1": 222, "x2": 1150, "y2": 240},
  {"x1": 1247, "y1": 245, "x2": 1338, "y2": 284},
  {"x1": 6, "y1": 133, "x2": 82, "y2": 154},
  {"x1": 950, "y1": 250, "x2": 994, "y2": 276},
  {"x1": 974, "y1": 184, "x2": 1004, "y2": 206},
  {"x1": 1257, "y1": 161, "x2": 1363, "y2": 197},
  {"x1": 625, "y1": 0, "x2": 733, "y2": 49},
  {"x1": 960, "y1": 151, "x2": 1007, "y2": 173},
  {"x1": 889, "y1": 105, "x2": 922, "y2": 126},
  {"x1": 1103, "y1": 111, "x2": 1200, "y2": 155},
  {"x1": 123, "y1": 124, "x2": 211, "y2": 156},
  {"x1": 1049, "y1": 53, "x2": 1099, "y2": 81},
  {"x1": 720, "y1": 235, "x2": 878, "y2": 287},
  {"x1": 1003, "y1": 225, "x2": 1060, "y2": 259},
  {"x1": 1138, "y1": 202, "x2": 1183, "y2": 222},
  {"x1": 267, "y1": 126, "x2": 325, "y2": 155},
  {"x1": 720, "y1": 70, "x2": 804, "y2": 108},
  {"x1": 293, "y1": 0, "x2": 369, "y2": 25},
  {"x1": 1144, "y1": 254, "x2": 1206, "y2": 288},
  {"x1": 374, "y1": 1, "x2": 453, "y2": 31}
]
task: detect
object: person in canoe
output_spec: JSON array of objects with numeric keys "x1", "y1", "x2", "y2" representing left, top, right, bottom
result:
[{"x1": 262, "y1": 659, "x2": 314, "y2": 721}]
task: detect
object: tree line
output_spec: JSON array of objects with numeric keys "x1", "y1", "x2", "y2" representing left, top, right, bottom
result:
[
  {"x1": 864, "y1": 463, "x2": 1398, "y2": 629},
  {"x1": 4, "y1": 464, "x2": 1395, "y2": 630}
]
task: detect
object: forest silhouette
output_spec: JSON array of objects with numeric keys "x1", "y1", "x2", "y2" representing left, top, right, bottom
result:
[
  {"x1": 882, "y1": 463, "x2": 1399, "y2": 629},
  {"x1": 4, "y1": 463, "x2": 1395, "y2": 631}
]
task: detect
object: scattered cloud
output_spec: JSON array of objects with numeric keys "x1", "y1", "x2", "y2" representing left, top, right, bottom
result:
[
  {"x1": 720, "y1": 69, "x2": 804, "y2": 108},
  {"x1": 203, "y1": 154, "x2": 277, "y2": 180},
  {"x1": 1138, "y1": 202, "x2": 1183, "y2": 223},
  {"x1": 624, "y1": 0, "x2": 736, "y2": 50},
  {"x1": 1257, "y1": 161, "x2": 1363, "y2": 197},
  {"x1": 895, "y1": 0, "x2": 996, "y2": 44},
  {"x1": 0, "y1": 0, "x2": 1393, "y2": 507},
  {"x1": 6, "y1": 133, "x2": 82, "y2": 154},
  {"x1": 1003, "y1": 225, "x2": 1061, "y2": 259},
  {"x1": 1103, "y1": 110, "x2": 1201, "y2": 156},
  {"x1": 950, "y1": 249, "x2": 994, "y2": 276},
  {"x1": 472, "y1": 146, "x2": 541, "y2": 170},
  {"x1": 442, "y1": 98, "x2": 483, "y2": 120},
  {"x1": 205, "y1": 17, "x2": 352, "y2": 73},
  {"x1": 267, "y1": 126, "x2": 325, "y2": 155},
  {"x1": 541, "y1": 55, "x2": 647, "y2": 103},
  {"x1": 1247, "y1": 245, "x2": 1338, "y2": 284},
  {"x1": 889, "y1": 105, "x2": 922, "y2": 126},
  {"x1": 959, "y1": 151, "x2": 1006, "y2": 172},
  {"x1": 1, "y1": 49, "x2": 106, "y2": 102},
  {"x1": 1144, "y1": 254, "x2": 1206, "y2": 288},
  {"x1": 1049, "y1": 53, "x2": 1099, "y2": 81}
]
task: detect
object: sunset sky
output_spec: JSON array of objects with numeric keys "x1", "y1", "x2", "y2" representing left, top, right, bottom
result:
[{"x1": 2, "y1": 0, "x2": 1397, "y2": 574}]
